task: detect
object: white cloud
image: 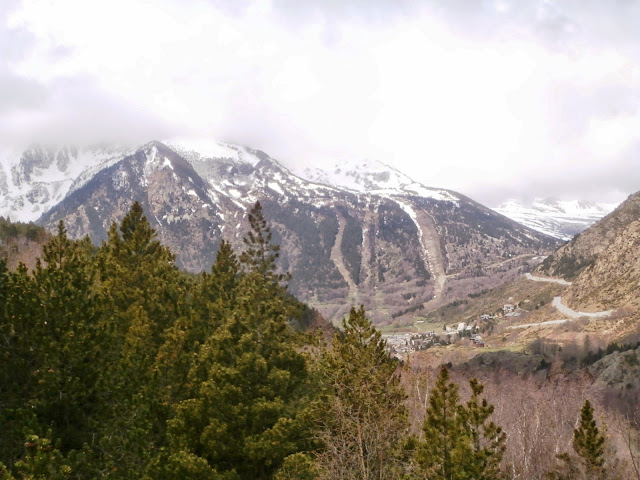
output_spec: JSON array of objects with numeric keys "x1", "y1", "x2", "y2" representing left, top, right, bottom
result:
[{"x1": 1, "y1": 0, "x2": 639, "y2": 206}]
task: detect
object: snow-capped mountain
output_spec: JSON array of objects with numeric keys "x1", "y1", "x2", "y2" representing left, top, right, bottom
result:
[
  {"x1": 294, "y1": 158, "x2": 458, "y2": 203},
  {"x1": 3, "y1": 138, "x2": 560, "y2": 323},
  {"x1": 493, "y1": 198, "x2": 620, "y2": 241},
  {"x1": 0, "y1": 143, "x2": 134, "y2": 222}
]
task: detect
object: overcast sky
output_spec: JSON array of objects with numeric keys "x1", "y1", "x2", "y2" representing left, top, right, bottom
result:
[{"x1": 2, "y1": 0, "x2": 640, "y2": 206}]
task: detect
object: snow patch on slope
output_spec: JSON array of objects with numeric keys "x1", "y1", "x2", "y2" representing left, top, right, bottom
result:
[
  {"x1": 494, "y1": 198, "x2": 619, "y2": 240},
  {"x1": 293, "y1": 158, "x2": 458, "y2": 204},
  {"x1": 0, "y1": 144, "x2": 133, "y2": 222},
  {"x1": 165, "y1": 137, "x2": 261, "y2": 166}
]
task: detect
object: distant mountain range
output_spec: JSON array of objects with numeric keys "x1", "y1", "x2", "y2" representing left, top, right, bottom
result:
[
  {"x1": 1, "y1": 139, "x2": 560, "y2": 323},
  {"x1": 493, "y1": 198, "x2": 619, "y2": 240}
]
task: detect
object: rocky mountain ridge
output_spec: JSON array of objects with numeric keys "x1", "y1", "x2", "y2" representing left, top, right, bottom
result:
[
  {"x1": 493, "y1": 198, "x2": 619, "y2": 240},
  {"x1": 0, "y1": 143, "x2": 134, "y2": 222},
  {"x1": 5, "y1": 139, "x2": 559, "y2": 324}
]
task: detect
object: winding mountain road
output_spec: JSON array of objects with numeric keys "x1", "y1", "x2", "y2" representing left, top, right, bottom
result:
[
  {"x1": 518, "y1": 273, "x2": 614, "y2": 326},
  {"x1": 551, "y1": 296, "x2": 614, "y2": 319}
]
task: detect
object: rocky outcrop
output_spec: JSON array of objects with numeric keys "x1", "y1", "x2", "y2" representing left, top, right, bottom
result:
[{"x1": 590, "y1": 347, "x2": 640, "y2": 391}]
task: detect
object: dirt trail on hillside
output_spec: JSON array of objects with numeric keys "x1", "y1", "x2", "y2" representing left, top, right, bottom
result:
[{"x1": 330, "y1": 211, "x2": 358, "y2": 303}]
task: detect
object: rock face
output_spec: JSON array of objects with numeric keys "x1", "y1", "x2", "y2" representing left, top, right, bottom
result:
[
  {"x1": 590, "y1": 347, "x2": 640, "y2": 391},
  {"x1": 536, "y1": 192, "x2": 640, "y2": 312},
  {"x1": 26, "y1": 139, "x2": 558, "y2": 323}
]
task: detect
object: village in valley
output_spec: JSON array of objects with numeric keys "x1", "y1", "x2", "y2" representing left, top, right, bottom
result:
[{"x1": 382, "y1": 301, "x2": 526, "y2": 359}]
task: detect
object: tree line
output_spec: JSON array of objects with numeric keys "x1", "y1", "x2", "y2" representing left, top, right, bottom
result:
[{"x1": 0, "y1": 202, "x2": 631, "y2": 479}]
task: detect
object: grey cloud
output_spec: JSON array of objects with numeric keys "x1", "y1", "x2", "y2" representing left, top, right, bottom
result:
[
  {"x1": 545, "y1": 84, "x2": 640, "y2": 143},
  {"x1": 260, "y1": 0, "x2": 640, "y2": 54},
  {"x1": 0, "y1": 2, "x2": 53, "y2": 116},
  {"x1": 0, "y1": 68, "x2": 48, "y2": 112},
  {"x1": 1, "y1": 0, "x2": 37, "y2": 60},
  {"x1": 22, "y1": 76, "x2": 175, "y2": 145},
  {"x1": 471, "y1": 146, "x2": 639, "y2": 207},
  {"x1": 0, "y1": 2, "x2": 171, "y2": 147}
]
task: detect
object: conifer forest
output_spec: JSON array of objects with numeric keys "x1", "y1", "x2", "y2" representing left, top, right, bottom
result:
[{"x1": 1, "y1": 202, "x2": 639, "y2": 480}]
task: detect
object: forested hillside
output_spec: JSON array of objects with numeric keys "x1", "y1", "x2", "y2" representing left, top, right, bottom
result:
[
  {"x1": 0, "y1": 217, "x2": 48, "y2": 270},
  {"x1": 1, "y1": 202, "x2": 638, "y2": 480}
]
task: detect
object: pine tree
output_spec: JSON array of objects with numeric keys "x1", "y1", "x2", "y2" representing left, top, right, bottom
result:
[
  {"x1": 11, "y1": 433, "x2": 72, "y2": 479},
  {"x1": 240, "y1": 201, "x2": 287, "y2": 282},
  {"x1": 317, "y1": 306, "x2": 408, "y2": 480},
  {"x1": 166, "y1": 273, "x2": 311, "y2": 479},
  {"x1": 0, "y1": 257, "x2": 7, "y2": 316},
  {"x1": 210, "y1": 240, "x2": 241, "y2": 299},
  {"x1": 461, "y1": 378, "x2": 506, "y2": 479},
  {"x1": 94, "y1": 203, "x2": 185, "y2": 478},
  {"x1": 30, "y1": 222, "x2": 103, "y2": 452},
  {"x1": 0, "y1": 222, "x2": 103, "y2": 465},
  {"x1": 154, "y1": 240, "x2": 242, "y2": 408},
  {"x1": 573, "y1": 400, "x2": 605, "y2": 471},
  {"x1": 193, "y1": 240, "x2": 240, "y2": 337},
  {"x1": 416, "y1": 366, "x2": 469, "y2": 480},
  {"x1": 165, "y1": 211, "x2": 311, "y2": 479},
  {"x1": 98, "y1": 202, "x2": 180, "y2": 328},
  {"x1": 0, "y1": 262, "x2": 40, "y2": 467}
]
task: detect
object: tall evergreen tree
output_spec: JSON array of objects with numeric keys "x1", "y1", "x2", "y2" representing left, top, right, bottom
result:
[
  {"x1": 164, "y1": 210, "x2": 311, "y2": 480},
  {"x1": 0, "y1": 262, "x2": 40, "y2": 467},
  {"x1": 154, "y1": 240, "x2": 241, "y2": 408},
  {"x1": 461, "y1": 379, "x2": 506, "y2": 479},
  {"x1": 98, "y1": 202, "x2": 180, "y2": 329},
  {"x1": 317, "y1": 306, "x2": 408, "y2": 480},
  {"x1": 0, "y1": 257, "x2": 8, "y2": 315},
  {"x1": 30, "y1": 222, "x2": 102, "y2": 452},
  {"x1": 94, "y1": 202, "x2": 185, "y2": 478},
  {"x1": 192, "y1": 240, "x2": 240, "y2": 338},
  {"x1": 573, "y1": 400, "x2": 605, "y2": 471},
  {"x1": 416, "y1": 371, "x2": 505, "y2": 480},
  {"x1": 240, "y1": 201, "x2": 287, "y2": 282},
  {"x1": 416, "y1": 366, "x2": 469, "y2": 480}
]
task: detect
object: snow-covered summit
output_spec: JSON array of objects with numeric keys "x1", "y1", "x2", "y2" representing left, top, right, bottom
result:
[
  {"x1": 0, "y1": 143, "x2": 133, "y2": 222},
  {"x1": 164, "y1": 137, "x2": 263, "y2": 167},
  {"x1": 493, "y1": 198, "x2": 619, "y2": 240},
  {"x1": 293, "y1": 158, "x2": 459, "y2": 203}
]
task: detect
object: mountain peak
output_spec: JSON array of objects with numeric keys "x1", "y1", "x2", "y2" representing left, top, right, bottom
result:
[
  {"x1": 291, "y1": 157, "x2": 459, "y2": 203},
  {"x1": 163, "y1": 137, "x2": 262, "y2": 167}
]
